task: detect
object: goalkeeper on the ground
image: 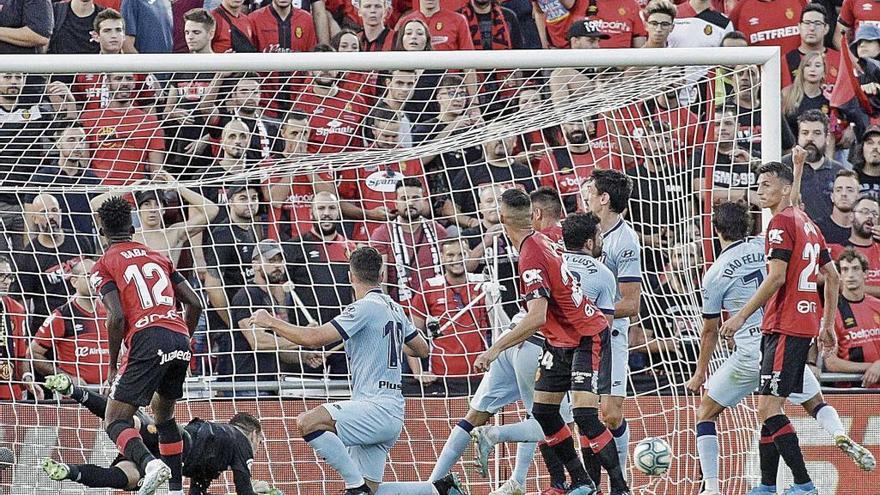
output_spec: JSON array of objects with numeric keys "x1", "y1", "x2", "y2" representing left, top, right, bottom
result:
[{"x1": 39, "y1": 373, "x2": 272, "y2": 495}]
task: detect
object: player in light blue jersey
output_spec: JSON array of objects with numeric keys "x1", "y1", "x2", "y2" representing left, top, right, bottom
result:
[
  {"x1": 581, "y1": 170, "x2": 641, "y2": 482},
  {"x1": 469, "y1": 211, "x2": 617, "y2": 495},
  {"x1": 685, "y1": 202, "x2": 873, "y2": 495},
  {"x1": 249, "y1": 247, "x2": 465, "y2": 495}
]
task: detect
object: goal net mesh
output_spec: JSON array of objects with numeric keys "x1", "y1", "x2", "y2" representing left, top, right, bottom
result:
[{"x1": 0, "y1": 58, "x2": 782, "y2": 494}]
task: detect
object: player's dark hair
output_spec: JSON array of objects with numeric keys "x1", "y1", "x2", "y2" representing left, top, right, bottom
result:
[
  {"x1": 283, "y1": 109, "x2": 309, "y2": 125},
  {"x1": 562, "y1": 212, "x2": 601, "y2": 251},
  {"x1": 756, "y1": 161, "x2": 794, "y2": 185},
  {"x1": 801, "y1": 2, "x2": 828, "y2": 20},
  {"x1": 395, "y1": 177, "x2": 423, "y2": 193},
  {"x1": 836, "y1": 248, "x2": 870, "y2": 272},
  {"x1": 363, "y1": 103, "x2": 398, "y2": 142},
  {"x1": 712, "y1": 201, "x2": 751, "y2": 242},
  {"x1": 229, "y1": 412, "x2": 262, "y2": 435},
  {"x1": 501, "y1": 188, "x2": 531, "y2": 210},
  {"x1": 645, "y1": 0, "x2": 676, "y2": 20},
  {"x1": 440, "y1": 238, "x2": 464, "y2": 253},
  {"x1": 721, "y1": 31, "x2": 747, "y2": 45},
  {"x1": 590, "y1": 169, "x2": 632, "y2": 213},
  {"x1": 854, "y1": 194, "x2": 880, "y2": 212},
  {"x1": 350, "y1": 247, "x2": 383, "y2": 285},
  {"x1": 836, "y1": 169, "x2": 859, "y2": 181},
  {"x1": 796, "y1": 109, "x2": 829, "y2": 132},
  {"x1": 530, "y1": 186, "x2": 563, "y2": 220},
  {"x1": 94, "y1": 8, "x2": 124, "y2": 32},
  {"x1": 183, "y1": 8, "x2": 215, "y2": 30},
  {"x1": 97, "y1": 196, "x2": 133, "y2": 239},
  {"x1": 393, "y1": 19, "x2": 432, "y2": 51}
]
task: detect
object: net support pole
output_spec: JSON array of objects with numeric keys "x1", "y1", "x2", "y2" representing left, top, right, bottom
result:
[{"x1": 759, "y1": 48, "x2": 783, "y2": 230}]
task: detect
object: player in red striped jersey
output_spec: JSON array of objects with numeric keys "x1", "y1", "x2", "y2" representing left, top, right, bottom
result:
[
  {"x1": 475, "y1": 189, "x2": 630, "y2": 495},
  {"x1": 720, "y1": 158, "x2": 839, "y2": 495},
  {"x1": 92, "y1": 197, "x2": 203, "y2": 495}
]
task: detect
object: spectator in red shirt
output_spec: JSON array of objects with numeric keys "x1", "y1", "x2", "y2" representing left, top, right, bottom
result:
[
  {"x1": 835, "y1": 0, "x2": 878, "y2": 50},
  {"x1": 643, "y1": 0, "x2": 675, "y2": 48},
  {"x1": 829, "y1": 195, "x2": 880, "y2": 297},
  {"x1": 294, "y1": 45, "x2": 367, "y2": 153},
  {"x1": 359, "y1": 0, "x2": 394, "y2": 51},
  {"x1": 249, "y1": 0, "x2": 318, "y2": 52},
  {"x1": 728, "y1": 0, "x2": 805, "y2": 55},
  {"x1": 536, "y1": 120, "x2": 602, "y2": 212},
  {"x1": 397, "y1": 0, "x2": 475, "y2": 50},
  {"x1": 582, "y1": 0, "x2": 645, "y2": 48},
  {"x1": 81, "y1": 73, "x2": 165, "y2": 185},
  {"x1": 826, "y1": 249, "x2": 880, "y2": 388},
  {"x1": 370, "y1": 177, "x2": 449, "y2": 305},
  {"x1": 211, "y1": 0, "x2": 256, "y2": 52},
  {"x1": 0, "y1": 256, "x2": 34, "y2": 401},
  {"x1": 28, "y1": 258, "x2": 110, "y2": 387},
  {"x1": 783, "y1": 3, "x2": 839, "y2": 88},
  {"x1": 532, "y1": 0, "x2": 587, "y2": 48},
  {"x1": 409, "y1": 239, "x2": 489, "y2": 383},
  {"x1": 266, "y1": 110, "x2": 335, "y2": 241}
]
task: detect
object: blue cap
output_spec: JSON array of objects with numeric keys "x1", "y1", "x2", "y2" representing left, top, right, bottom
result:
[{"x1": 850, "y1": 23, "x2": 880, "y2": 53}]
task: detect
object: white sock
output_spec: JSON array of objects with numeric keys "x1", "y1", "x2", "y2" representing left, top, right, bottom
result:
[
  {"x1": 512, "y1": 441, "x2": 538, "y2": 486},
  {"x1": 814, "y1": 403, "x2": 846, "y2": 438},
  {"x1": 696, "y1": 421, "x2": 720, "y2": 492},
  {"x1": 494, "y1": 417, "x2": 544, "y2": 443},
  {"x1": 305, "y1": 431, "x2": 364, "y2": 488},
  {"x1": 612, "y1": 419, "x2": 630, "y2": 471},
  {"x1": 429, "y1": 421, "x2": 474, "y2": 481},
  {"x1": 375, "y1": 482, "x2": 439, "y2": 494}
]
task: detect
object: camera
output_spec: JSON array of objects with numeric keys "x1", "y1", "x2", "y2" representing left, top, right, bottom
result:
[{"x1": 425, "y1": 317, "x2": 442, "y2": 338}]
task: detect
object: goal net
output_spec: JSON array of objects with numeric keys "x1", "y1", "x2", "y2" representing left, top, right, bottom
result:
[{"x1": 0, "y1": 48, "x2": 811, "y2": 495}]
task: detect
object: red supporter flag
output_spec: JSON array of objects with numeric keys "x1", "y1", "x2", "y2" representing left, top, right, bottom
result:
[{"x1": 831, "y1": 36, "x2": 870, "y2": 112}]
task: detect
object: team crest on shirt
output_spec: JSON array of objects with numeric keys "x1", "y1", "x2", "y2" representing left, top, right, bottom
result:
[
  {"x1": 864, "y1": 3, "x2": 873, "y2": 10},
  {"x1": 436, "y1": 22, "x2": 443, "y2": 30},
  {"x1": 21, "y1": 109, "x2": 31, "y2": 121},
  {"x1": 749, "y1": 17, "x2": 760, "y2": 26},
  {"x1": 342, "y1": 304, "x2": 358, "y2": 319},
  {"x1": 618, "y1": 7, "x2": 627, "y2": 15},
  {"x1": 704, "y1": 25, "x2": 713, "y2": 35},
  {"x1": 295, "y1": 27, "x2": 303, "y2": 39},
  {"x1": 785, "y1": 8, "x2": 794, "y2": 19}
]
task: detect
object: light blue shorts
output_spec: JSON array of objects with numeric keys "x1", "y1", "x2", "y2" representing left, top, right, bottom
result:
[{"x1": 324, "y1": 400, "x2": 403, "y2": 482}]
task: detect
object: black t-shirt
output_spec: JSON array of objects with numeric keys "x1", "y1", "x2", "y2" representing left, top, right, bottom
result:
[
  {"x1": 460, "y1": 224, "x2": 520, "y2": 318},
  {"x1": 0, "y1": 0, "x2": 54, "y2": 54},
  {"x1": 451, "y1": 161, "x2": 537, "y2": 215},
  {"x1": 13, "y1": 232, "x2": 95, "y2": 333},
  {"x1": 203, "y1": 221, "x2": 259, "y2": 302},
  {"x1": 785, "y1": 92, "x2": 829, "y2": 133},
  {"x1": 27, "y1": 166, "x2": 100, "y2": 238},
  {"x1": 220, "y1": 286, "x2": 281, "y2": 382},
  {"x1": 858, "y1": 169, "x2": 880, "y2": 201},
  {"x1": 183, "y1": 419, "x2": 255, "y2": 495},
  {"x1": 815, "y1": 216, "x2": 851, "y2": 246},
  {"x1": 637, "y1": 282, "x2": 702, "y2": 374},
  {"x1": 210, "y1": 112, "x2": 282, "y2": 162},
  {"x1": 165, "y1": 72, "x2": 216, "y2": 179},
  {"x1": 728, "y1": 99, "x2": 795, "y2": 154},
  {"x1": 693, "y1": 147, "x2": 757, "y2": 190},
  {"x1": 48, "y1": 2, "x2": 103, "y2": 55}
]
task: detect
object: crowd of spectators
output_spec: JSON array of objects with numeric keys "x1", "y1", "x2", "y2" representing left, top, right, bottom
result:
[{"x1": 0, "y1": 0, "x2": 878, "y2": 399}]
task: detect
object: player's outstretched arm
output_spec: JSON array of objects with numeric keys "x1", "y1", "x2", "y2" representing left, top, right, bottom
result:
[
  {"x1": 173, "y1": 278, "x2": 204, "y2": 336},
  {"x1": 474, "y1": 297, "x2": 547, "y2": 372},
  {"x1": 615, "y1": 281, "x2": 642, "y2": 319},
  {"x1": 404, "y1": 332, "x2": 430, "y2": 358},
  {"x1": 819, "y1": 260, "x2": 840, "y2": 354},
  {"x1": 248, "y1": 309, "x2": 341, "y2": 348},
  {"x1": 720, "y1": 259, "x2": 786, "y2": 338},
  {"x1": 103, "y1": 289, "x2": 127, "y2": 380},
  {"x1": 686, "y1": 317, "x2": 721, "y2": 393}
]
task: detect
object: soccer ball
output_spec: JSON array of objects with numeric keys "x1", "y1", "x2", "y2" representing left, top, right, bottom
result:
[{"x1": 633, "y1": 437, "x2": 672, "y2": 476}]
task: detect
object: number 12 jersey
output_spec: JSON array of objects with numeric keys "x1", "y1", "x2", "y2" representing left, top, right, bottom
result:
[{"x1": 91, "y1": 241, "x2": 189, "y2": 345}]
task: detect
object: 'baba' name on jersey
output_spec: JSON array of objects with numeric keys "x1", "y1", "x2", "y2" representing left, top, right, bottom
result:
[{"x1": 120, "y1": 248, "x2": 149, "y2": 259}]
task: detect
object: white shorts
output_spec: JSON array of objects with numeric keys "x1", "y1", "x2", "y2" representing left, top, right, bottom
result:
[
  {"x1": 608, "y1": 319, "x2": 629, "y2": 397},
  {"x1": 471, "y1": 339, "x2": 573, "y2": 423},
  {"x1": 324, "y1": 400, "x2": 403, "y2": 482},
  {"x1": 706, "y1": 345, "x2": 821, "y2": 408}
]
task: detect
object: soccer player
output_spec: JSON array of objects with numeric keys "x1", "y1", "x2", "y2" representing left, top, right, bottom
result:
[
  {"x1": 470, "y1": 211, "x2": 617, "y2": 495},
  {"x1": 687, "y1": 201, "x2": 875, "y2": 495},
  {"x1": 248, "y1": 247, "x2": 464, "y2": 495},
  {"x1": 475, "y1": 189, "x2": 630, "y2": 495},
  {"x1": 91, "y1": 197, "x2": 203, "y2": 495},
  {"x1": 580, "y1": 169, "x2": 641, "y2": 483},
  {"x1": 719, "y1": 159, "x2": 839, "y2": 495},
  {"x1": 40, "y1": 375, "x2": 266, "y2": 494}
]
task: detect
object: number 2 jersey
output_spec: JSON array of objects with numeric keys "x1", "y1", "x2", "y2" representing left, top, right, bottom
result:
[
  {"x1": 91, "y1": 241, "x2": 189, "y2": 346},
  {"x1": 518, "y1": 231, "x2": 608, "y2": 348},
  {"x1": 763, "y1": 206, "x2": 832, "y2": 338}
]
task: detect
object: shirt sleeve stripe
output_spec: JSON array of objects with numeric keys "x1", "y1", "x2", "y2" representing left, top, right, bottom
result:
[
  {"x1": 618, "y1": 277, "x2": 641, "y2": 283},
  {"x1": 702, "y1": 312, "x2": 721, "y2": 320},
  {"x1": 404, "y1": 331, "x2": 418, "y2": 343},
  {"x1": 768, "y1": 248, "x2": 792, "y2": 263},
  {"x1": 99, "y1": 281, "x2": 118, "y2": 296},
  {"x1": 330, "y1": 320, "x2": 349, "y2": 340}
]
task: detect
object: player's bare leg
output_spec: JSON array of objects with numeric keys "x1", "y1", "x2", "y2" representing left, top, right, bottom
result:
[
  {"x1": 757, "y1": 396, "x2": 815, "y2": 495},
  {"x1": 799, "y1": 393, "x2": 875, "y2": 471},
  {"x1": 694, "y1": 397, "x2": 728, "y2": 495},
  {"x1": 574, "y1": 391, "x2": 628, "y2": 495},
  {"x1": 151, "y1": 393, "x2": 183, "y2": 494},
  {"x1": 104, "y1": 398, "x2": 169, "y2": 495}
]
